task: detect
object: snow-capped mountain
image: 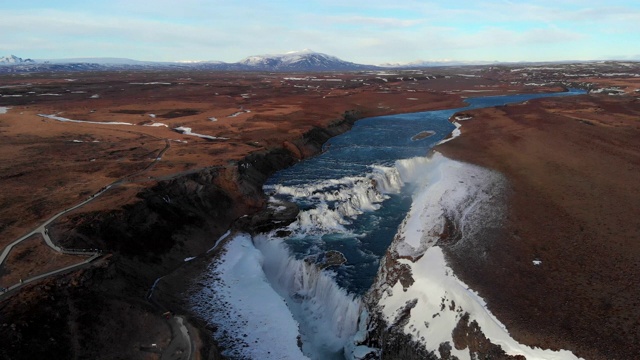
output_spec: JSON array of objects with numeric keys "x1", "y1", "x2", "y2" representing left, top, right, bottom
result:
[
  {"x1": 0, "y1": 55, "x2": 35, "y2": 65},
  {"x1": 237, "y1": 49, "x2": 374, "y2": 71},
  {"x1": 0, "y1": 50, "x2": 379, "y2": 73}
]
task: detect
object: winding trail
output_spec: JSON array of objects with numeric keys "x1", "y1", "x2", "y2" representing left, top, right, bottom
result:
[
  {"x1": 0, "y1": 136, "x2": 172, "y2": 297},
  {"x1": 0, "y1": 126, "x2": 200, "y2": 359},
  {"x1": 145, "y1": 231, "x2": 234, "y2": 360},
  {"x1": 161, "y1": 316, "x2": 194, "y2": 360}
]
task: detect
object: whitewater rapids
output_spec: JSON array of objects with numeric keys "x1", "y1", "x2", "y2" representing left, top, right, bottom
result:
[
  {"x1": 186, "y1": 89, "x2": 588, "y2": 359},
  {"x1": 187, "y1": 152, "x2": 583, "y2": 360},
  {"x1": 187, "y1": 155, "x2": 432, "y2": 359}
]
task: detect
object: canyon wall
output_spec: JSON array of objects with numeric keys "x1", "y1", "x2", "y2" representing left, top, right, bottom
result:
[{"x1": 0, "y1": 111, "x2": 360, "y2": 360}]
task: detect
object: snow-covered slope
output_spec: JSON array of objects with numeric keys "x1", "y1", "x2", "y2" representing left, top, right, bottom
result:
[
  {"x1": 0, "y1": 55, "x2": 35, "y2": 65},
  {"x1": 0, "y1": 50, "x2": 376, "y2": 73},
  {"x1": 358, "y1": 152, "x2": 582, "y2": 360},
  {"x1": 238, "y1": 49, "x2": 374, "y2": 71},
  {"x1": 187, "y1": 233, "x2": 310, "y2": 359}
]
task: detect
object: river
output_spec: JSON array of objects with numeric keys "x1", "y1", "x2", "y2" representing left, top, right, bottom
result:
[{"x1": 189, "y1": 89, "x2": 585, "y2": 360}]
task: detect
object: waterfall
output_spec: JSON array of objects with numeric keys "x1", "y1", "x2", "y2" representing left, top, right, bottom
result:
[
  {"x1": 265, "y1": 163, "x2": 405, "y2": 235},
  {"x1": 255, "y1": 234, "x2": 363, "y2": 359},
  {"x1": 188, "y1": 90, "x2": 587, "y2": 360}
]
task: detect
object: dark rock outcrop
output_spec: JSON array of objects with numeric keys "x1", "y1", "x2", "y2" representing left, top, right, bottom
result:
[
  {"x1": 452, "y1": 313, "x2": 526, "y2": 360},
  {"x1": 354, "y1": 308, "x2": 438, "y2": 360}
]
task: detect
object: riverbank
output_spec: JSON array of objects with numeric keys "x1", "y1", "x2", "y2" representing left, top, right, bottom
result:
[
  {"x1": 1, "y1": 66, "x2": 631, "y2": 359},
  {"x1": 159, "y1": 90, "x2": 588, "y2": 360},
  {"x1": 437, "y1": 93, "x2": 640, "y2": 359},
  {"x1": 0, "y1": 70, "x2": 478, "y2": 359}
]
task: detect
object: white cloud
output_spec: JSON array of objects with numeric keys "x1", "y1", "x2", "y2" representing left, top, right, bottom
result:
[{"x1": 0, "y1": 1, "x2": 637, "y2": 63}]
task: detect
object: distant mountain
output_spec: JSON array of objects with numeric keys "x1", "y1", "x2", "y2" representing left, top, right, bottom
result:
[
  {"x1": 0, "y1": 55, "x2": 195, "y2": 73},
  {"x1": 0, "y1": 50, "x2": 378, "y2": 73},
  {"x1": 36, "y1": 57, "x2": 154, "y2": 65},
  {"x1": 2, "y1": 51, "x2": 640, "y2": 74},
  {"x1": 0, "y1": 55, "x2": 35, "y2": 65},
  {"x1": 237, "y1": 49, "x2": 375, "y2": 71}
]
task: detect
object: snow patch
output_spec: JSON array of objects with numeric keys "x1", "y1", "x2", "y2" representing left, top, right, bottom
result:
[
  {"x1": 208, "y1": 230, "x2": 231, "y2": 253},
  {"x1": 38, "y1": 114, "x2": 134, "y2": 126},
  {"x1": 390, "y1": 153, "x2": 502, "y2": 258},
  {"x1": 0, "y1": 107, "x2": 9, "y2": 114},
  {"x1": 375, "y1": 153, "x2": 582, "y2": 360},
  {"x1": 284, "y1": 77, "x2": 313, "y2": 81},
  {"x1": 188, "y1": 233, "x2": 309, "y2": 360},
  {"x1": 129, "y1": 82, "x2": 171, "y2": 85},
  {"x1": 437, "y1": 122, "x2": 461, "y2": 145},
  {"x1": 380, "y1": 246, "x2": 579, "y2": 359},
  {"x1": 227, "y1": 109, "x2": 251, "y2": 118},
  {"x1": 173, "y1": 126, "x2": 228, "y2": 140}
]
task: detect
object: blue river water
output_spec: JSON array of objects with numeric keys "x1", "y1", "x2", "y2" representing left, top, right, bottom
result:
[{"x1": 263, "y1": 89, "x2": 585, "y2": 295}]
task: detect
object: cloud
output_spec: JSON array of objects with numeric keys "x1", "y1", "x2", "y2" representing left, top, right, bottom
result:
[
  {"x1": 0, "y1": 9, "x2": 260, "y2": 60},
  {"x1": 463, "y1": 1, "x2": 640, "y2": 26},
  {"x1": 0, "y1": 1, "x2": 637, "y2": 63}
]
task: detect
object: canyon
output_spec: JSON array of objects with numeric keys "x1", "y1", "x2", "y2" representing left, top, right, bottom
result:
[{"x1": 0, "y1": 63, "x2": 638, "y2": 359}]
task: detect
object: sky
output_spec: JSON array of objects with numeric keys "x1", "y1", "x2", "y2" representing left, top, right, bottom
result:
[{"x1": 1, "y1": 0, "x2": 639, "y2": 64}]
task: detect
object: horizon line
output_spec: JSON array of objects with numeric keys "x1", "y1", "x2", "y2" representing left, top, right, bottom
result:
[{"x1": 2, "y1": 52, "x2": 640, "y2": 67}]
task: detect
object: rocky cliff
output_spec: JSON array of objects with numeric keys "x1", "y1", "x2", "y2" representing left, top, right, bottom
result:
[
  {"x1": 352, "y1": 153, "x2": 579, "y2": 360},
  {"x1": 0, "y1": 111, "x2": 361, "y2": 360}
]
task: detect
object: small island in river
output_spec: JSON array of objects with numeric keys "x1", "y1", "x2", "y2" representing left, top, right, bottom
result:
[{"x1": 411, "y1": 130, "x2": 436, "y2": 141}]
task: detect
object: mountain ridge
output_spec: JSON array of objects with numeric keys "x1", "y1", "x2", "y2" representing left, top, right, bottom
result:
[
  {"x1": 0, "y1": 55, "x2": 35, "y2": 65},
  {"x1": 236, "y1": 49, "x2": 372, "y2": 71},
  {"x1": 0, "y1": 50, "x2": 378, "y2": 72},
  {"x1": 3, "y1": 51, "x2": 639, "y2": 73}
]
